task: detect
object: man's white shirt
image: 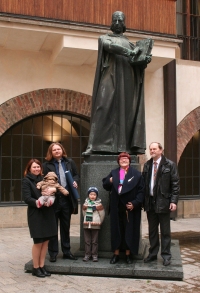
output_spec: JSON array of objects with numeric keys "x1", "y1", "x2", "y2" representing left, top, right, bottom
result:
[{"x1": 150, "y1": 156, "x2": 162, "y2": 196}]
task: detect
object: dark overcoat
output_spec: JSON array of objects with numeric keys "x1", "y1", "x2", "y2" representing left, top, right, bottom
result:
[
  {"x1": 42, "y1": 157, "x2": 80, "y2": 214},
  {"x1": 142, "y1": 155, "x2": 179, "y2": 213},
  {"x1": 22, "y1": 173, "x2": 57, "y2": 239},
  {"x1": 102, "y1": 166, "x2": 145, "y2": 254}
]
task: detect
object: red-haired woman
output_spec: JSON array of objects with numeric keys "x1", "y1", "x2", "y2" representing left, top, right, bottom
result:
[
  {"x1": 102, "y1": 152, "x2": 145, "y2": 264},
  {"x1": 22, "y1": 159, "x2": 57, "y2": 277}
]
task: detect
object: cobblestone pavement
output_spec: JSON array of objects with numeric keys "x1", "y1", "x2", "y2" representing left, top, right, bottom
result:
[{"x1": 0, "y1": 217, "x2": 200, "y2": 293}]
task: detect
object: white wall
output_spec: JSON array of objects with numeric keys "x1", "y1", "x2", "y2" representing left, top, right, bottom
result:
[
  {"x1": 144, "y1": 59, "x2": 200, "y2": 159},
  {"x1": 0, "y1": 47, "x2": 95, "y2": 104},
  {"x1": 145, "y1": 68, "x2": 164, "y2": 158},
  {"x1": 176, "y1": 59, "x2": 200, "y2": 125}
]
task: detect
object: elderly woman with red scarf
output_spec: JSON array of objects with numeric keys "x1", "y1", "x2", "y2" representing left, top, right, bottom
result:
[{"x1": 102, "y1": 152, "x2": 145, "y2": 264}]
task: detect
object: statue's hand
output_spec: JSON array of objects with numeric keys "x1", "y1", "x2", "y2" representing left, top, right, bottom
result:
[
  {"x1": 146, "y1": 54, "x2": 152, "y2": 64},
  {"x1": 130, "y1": 50, "x2": 136, "y2": 57},
  {"x1": 129, "y1": 54, "x2": 136, "y2": 64},
  {"x1": 129, "y1": 47, "x2": 141, "y2": 63},
  {"x1": 127, "y1": 50, "x2": 136, "y2": 63}
]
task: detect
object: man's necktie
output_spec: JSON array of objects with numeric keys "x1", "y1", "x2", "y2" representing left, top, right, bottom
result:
[
  {"x1": 153, "y1": 162, "x2": 158, "y2": 184},
  {"x1": 58, "y1": 159, "x2": 67, "y2": 187}
]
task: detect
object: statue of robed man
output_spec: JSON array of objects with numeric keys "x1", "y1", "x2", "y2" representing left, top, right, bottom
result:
[{"x1": 84, "y1": 11, "x2": 153, "y2": 155}]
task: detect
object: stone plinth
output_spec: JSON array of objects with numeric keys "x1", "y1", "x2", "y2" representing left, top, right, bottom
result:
[{"x1": 24, "y1": 238, "x2": 183, "y2": 280}]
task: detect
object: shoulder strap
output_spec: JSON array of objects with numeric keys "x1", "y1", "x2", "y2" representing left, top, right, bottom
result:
[{"x1": 65, "y1": 158, "x2": 72, "y2": 171}]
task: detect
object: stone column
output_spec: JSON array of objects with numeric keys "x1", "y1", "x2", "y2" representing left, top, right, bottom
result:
[
  {"x1": 163, "y1": 59, "x2": 177, "y2": 164},
  {"x1": 163, "y1": 60, "x2": 177, "y2": 219}
]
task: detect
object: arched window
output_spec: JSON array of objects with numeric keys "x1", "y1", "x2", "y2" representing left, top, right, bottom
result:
[
  {"x1": 0, "y1": 113, "x2": 90, "y2": 204},
  {"x1": 178, "y1": 130, "x2": 200, "y2": 198}
]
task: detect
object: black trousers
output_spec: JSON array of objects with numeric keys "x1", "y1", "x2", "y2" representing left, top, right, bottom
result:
[
  {"x1": 48, "y1": 196, "x2": 72, "y2": 257},
  {"x1": 147, "y1": 197, "x2": 171, "y2": 260}
]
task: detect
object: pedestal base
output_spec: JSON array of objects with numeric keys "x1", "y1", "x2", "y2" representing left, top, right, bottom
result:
[{"x1": 24, "y1": 238, "x2": 183, "y2": 280}]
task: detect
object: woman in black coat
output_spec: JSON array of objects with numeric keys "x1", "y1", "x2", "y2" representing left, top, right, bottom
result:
[
  {"x1": 22, "y1": 159, "x2": 57, "y2": 278},
  {"x1": 102, "y1": 152, "x2": 145, "y2": 264}
]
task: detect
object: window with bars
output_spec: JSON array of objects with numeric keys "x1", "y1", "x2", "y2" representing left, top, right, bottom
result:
[
  {"x1": 178, "y1": 130, "x2": 200, "y2": 198},
  {"x1": 177, "y1": 0, "x2": 200, "y2": 61},
  {"x1": 0, "y1": 113, "x2": 90, "y2": 204}
]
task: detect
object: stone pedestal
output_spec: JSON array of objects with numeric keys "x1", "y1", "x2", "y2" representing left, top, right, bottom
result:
[
  {"x1": 25, "y1": 239, "x2": 183, "y2": 280},
  {"x1": 79, "y1": 154, "x2": 145, "y2": 258}
]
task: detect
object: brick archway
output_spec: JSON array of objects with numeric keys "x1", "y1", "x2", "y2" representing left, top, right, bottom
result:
[
  {"x1": 177, "y1": 107, "x2": 200, "y2": 163},
  {"x1": 0, "y1": 88, "x2": 92, "y2": 135}
]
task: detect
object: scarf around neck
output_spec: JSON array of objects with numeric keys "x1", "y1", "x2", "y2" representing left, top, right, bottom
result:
[{"x1": 118, "y1": 166, "x2": 129, "y2": 194}]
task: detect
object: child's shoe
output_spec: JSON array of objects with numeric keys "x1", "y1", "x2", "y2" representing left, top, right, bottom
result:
[
  {"x1": 83, "y1": 255, "x2": 90, "y2": 262},
  {"x1": 36, "y1": 199, "x2": 43, "y2": 208},
  {"x1": 92, "y1": 255, "x2": 98, "y2": 262},
  {"x1": 47, "y1": 199, "x2": 54, "y2": 207}
]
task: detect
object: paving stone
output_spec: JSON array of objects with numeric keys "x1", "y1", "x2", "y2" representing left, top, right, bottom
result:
[
  {"x1": 0, "y1": 218, "x2": 200, "y2": 292},
  {"x1": 183, "y1": 258, "x2": 196, "y2": 262}
]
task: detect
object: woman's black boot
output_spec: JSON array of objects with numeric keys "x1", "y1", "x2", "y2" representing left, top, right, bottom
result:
[
  {"x1": 40, "y1": 266, "x2": 51, "y2": 276},
  {"x1": 126, "y1": 255, "x2": 133, "y2": 264},
  {"x1": 110, "y1": 254, "x2": 119, "y2": 264},
  {"x1": 32, "y1": 267, "x2": 45, "y2": 278}
]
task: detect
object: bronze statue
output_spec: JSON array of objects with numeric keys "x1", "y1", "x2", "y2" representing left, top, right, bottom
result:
[{"x1": 84, "y1": 11, "x2": 153, "y2": 155}]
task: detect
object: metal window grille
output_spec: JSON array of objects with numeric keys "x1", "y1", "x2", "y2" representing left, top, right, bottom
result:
[
  {"x1": 0, "y1": 113, "x2": 90, "y2": 205},
  {"x1": 178, "y1": 130, "x2": 200, "y2": 198}
]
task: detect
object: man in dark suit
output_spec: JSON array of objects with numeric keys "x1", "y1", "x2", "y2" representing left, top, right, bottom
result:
[
  {"x1": 43, "y1": 142, "x2": 79, "y2": 262},
  {"x1": 142, "y1": 142, "x2": 179, "y2": 266}
]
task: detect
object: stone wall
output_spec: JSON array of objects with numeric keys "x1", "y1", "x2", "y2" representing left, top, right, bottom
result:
[
  {"x1": 0, "y1": 205, "x2": 80, "y2": 228},
  {"x1": 0, "y1": 89, "x2": 91, "y2": 135},
  {"x1": 177, "y1": 199, "x2": 200, "y2": 218},
  {"x1": 177, "y1": 106, "x2": 200, "y2": 163},
  {"x1": 0, "y1": 206, "x2": 27, "y2": 228},
  {"x1": 0, "y1": 200, "x2": 199, "y2": 228}
]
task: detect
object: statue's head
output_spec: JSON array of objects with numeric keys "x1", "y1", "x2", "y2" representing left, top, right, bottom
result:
[{"x1": 110, "y1": 11, "x2": 126, "y2": 34}]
